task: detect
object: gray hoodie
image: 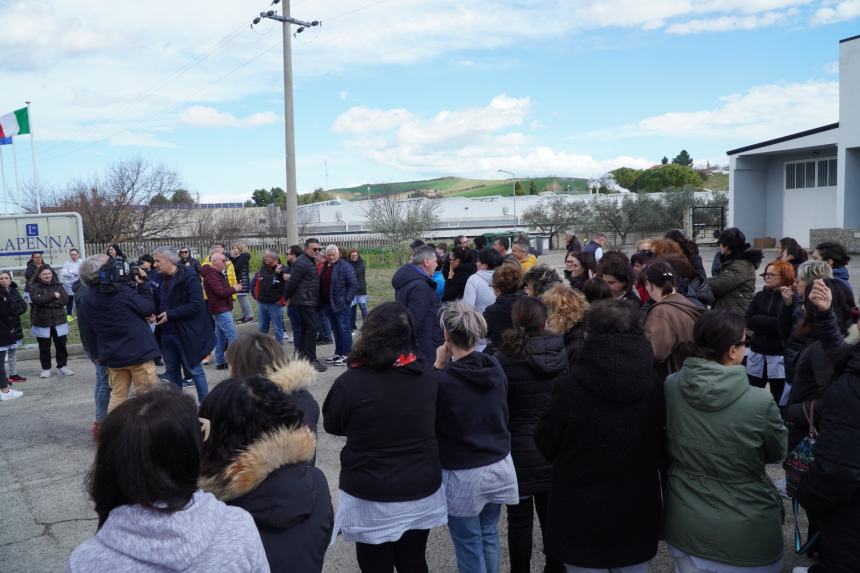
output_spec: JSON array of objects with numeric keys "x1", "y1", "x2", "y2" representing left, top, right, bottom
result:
[
  {"x1": 67, "y1": 490, "x2": 270, "y2": 573},
  {"x1": 463, "y1": 269, "x2": 496, "y2": 313}
]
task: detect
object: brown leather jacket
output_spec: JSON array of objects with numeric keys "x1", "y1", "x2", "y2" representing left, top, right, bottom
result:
[{"x1": 644, "y1": 292, "x2": 703, "y2": 379}]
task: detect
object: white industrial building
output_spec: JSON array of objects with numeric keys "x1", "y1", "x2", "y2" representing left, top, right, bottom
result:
[{"x1": 728, "y1": 34, "x2": 860, "y2": 247}]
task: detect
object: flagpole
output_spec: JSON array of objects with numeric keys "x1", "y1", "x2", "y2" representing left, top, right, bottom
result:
[
  {"x1": 11, "y1": 139, "x2": 20, "y2": 201},
  {"x1": 25, "y1": 101, "x2": 40, "y2": 213},
  {"x1": 0, "y1": 144, "x2": 6, "y2": 214}
]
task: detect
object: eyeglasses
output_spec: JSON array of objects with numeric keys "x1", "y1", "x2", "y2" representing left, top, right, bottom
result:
[
  {"x1": 311, "y1": 247, "x2": 322, "y2": 252},
  {"x1": 760, "y1": 272, "x2": 779, "y2": 278},
  {"x1": 199, "y1": 417, "x2": 211, "y2": 442},
  {"x1": 179, "y1": 250, "x2": 189, "y2": 254}
]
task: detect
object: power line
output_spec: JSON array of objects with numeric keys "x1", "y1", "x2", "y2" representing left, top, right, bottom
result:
[{"x1": 39, "y1": 23, "x2": 251, "y2": 155}]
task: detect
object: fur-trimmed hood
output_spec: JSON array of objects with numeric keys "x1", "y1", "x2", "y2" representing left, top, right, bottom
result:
[
  {"x1": 199, "y1": 425, "x2": 317, "y2": 502},
  {"x1": 267, "y1": 358, "x2": 316, "y2": 394}
]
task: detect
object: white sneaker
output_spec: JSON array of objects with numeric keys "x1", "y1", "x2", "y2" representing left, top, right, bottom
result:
[
  {"x1": 40, "y1": 370, "x2": 51, "y2": 378},
  {"x1": 0, "y1": 388, "x2": 23, "y2": 401},
  {"x1": 59, "y1": 367, "x2": 75, "y2": 376}
]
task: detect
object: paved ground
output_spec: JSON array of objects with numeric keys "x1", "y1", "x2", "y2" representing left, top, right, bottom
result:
[{"x1": 0, "y1": 246, "x2": 834, "y2": 572}]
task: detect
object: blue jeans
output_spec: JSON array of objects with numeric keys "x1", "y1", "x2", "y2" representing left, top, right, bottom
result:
[
  {"x1": 350, "y1": 300, "x2": 368, "y2": 330},
  {"x1": 212, "y1": 311, "x2": 237, "y2": 366},
  {"x1": 258, "y1": 302, "x2": 285, "y2": 344},
  {"x1": 318, "y1": 309, "x2": 332, "y2": 340},
  {"x1": 161, "y1": 334, "x2": 208, "y2": 402},
  {"x1": 87, "y1": 352, "x2": 111, "y2": 423},
  {"x1": 287, "y1": 305, "x2": 302, "y2": 351},
  {"x1": 325, "y1": 304, "x2": 352, "y2": 357},
  {"x1": 447, "y1": 503, "x2": 502, "y2": 573}
]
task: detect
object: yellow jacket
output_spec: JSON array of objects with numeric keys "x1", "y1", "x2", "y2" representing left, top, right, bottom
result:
[
  {"x1": 519, "y1": 254, "x2": 538, "y2": 272},
  {"x1": 200, "y1": 257, "x2": 238, "y2": 300}
]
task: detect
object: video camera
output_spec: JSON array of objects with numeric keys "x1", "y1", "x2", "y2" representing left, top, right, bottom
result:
[{"x1": 98, "y1": 256, "x2": 142, "y2": 293}]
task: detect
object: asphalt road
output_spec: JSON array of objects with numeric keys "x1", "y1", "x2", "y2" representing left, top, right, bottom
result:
[{"x1": 0, "y1": 247, "x2": 820, "y2": 572}]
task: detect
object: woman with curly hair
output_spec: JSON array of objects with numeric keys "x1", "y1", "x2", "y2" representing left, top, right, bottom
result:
[
  {"x1": 542, "y1": 283, "x2": 589, "y2": 366},
  {"x1": 495, "y1": 297, "x2": 566, "y2": 573},
  {"x1": 483, "y1": 263, "x2": 525, "y2": 353},
  {"x1": 323, "y1": 302, "x2": 446, "y2": 572},
  {"x1": 665, "y1": 229, "x2": 707, "y2": 279},
  {"x1": 199, "y1": 377, "x2": 333, "y2": 572},
  {"x1": 523, "y1": 264, "x2": 562, "y2": 298}
]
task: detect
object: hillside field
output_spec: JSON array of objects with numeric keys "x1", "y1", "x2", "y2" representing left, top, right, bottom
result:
[{"x1": 328, "y1": 176, "x2": 590, "y2": 200}]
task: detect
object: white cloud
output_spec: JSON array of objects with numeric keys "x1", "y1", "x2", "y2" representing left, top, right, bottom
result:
[
  {"x1": 178, "y1": 106, "x2": 281, "y2": 128},
  {"x1": 812, "y1": 0, "x2": 860, "y2": 24},
  {"x1": 666, "y1": 10, "x2": 789, "y2": 33},
  {"x1": 332, "y1": 95, "x2": 653, "y2": 178},
  {"x1": 588, "y1": 80, "x2": 838, "y2": 141}
]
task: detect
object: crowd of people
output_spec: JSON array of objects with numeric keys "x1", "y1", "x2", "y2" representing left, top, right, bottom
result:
[{"x1": 1, "y1": 227, "x2": 858, "y2": 573}]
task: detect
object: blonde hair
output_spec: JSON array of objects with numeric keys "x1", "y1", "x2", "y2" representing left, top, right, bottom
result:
[
  {"x1": 635, "y1": 239, "x2": 653, "y2": 251},
  {"x1": 542, "y1": 283, "x2": 589, "y2": 334},
  {"x1": 440, "y1": 301, "x2": 487, "y2": 350},
  {"x1": 232, "y1": 241, "x2": 247, "y2": 254}
]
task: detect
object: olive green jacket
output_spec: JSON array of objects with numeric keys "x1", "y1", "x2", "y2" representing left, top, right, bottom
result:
[
  {"x1": 663, "y1": 358, "x2": 788, "y2": 567},
  {"x1": 708, "y1": 251, "x2": 761, "y2": 316}
]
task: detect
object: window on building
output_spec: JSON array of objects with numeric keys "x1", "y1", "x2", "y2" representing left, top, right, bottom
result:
[{"x1": 785, "y1": 157, "x2": 837, "y2": 190}]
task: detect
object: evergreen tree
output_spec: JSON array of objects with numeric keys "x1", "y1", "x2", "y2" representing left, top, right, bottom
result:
[
  {"x1": 529, "y1": 180, "x2": 538, "y2": 195},
  {"x1": 661, "y1": 156, "x2": 669, "y2": 165},
  {"x1": 672, "y1": 150, "x2": 693, "y2": 168}
]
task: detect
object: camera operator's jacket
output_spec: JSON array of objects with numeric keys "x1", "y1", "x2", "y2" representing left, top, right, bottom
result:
[
  {"x1": 77, "y1": 280, "x2": 161, "y2": 369},
  {"x1": 152, "y1": 265, "x2": 215, "y2": 364}
]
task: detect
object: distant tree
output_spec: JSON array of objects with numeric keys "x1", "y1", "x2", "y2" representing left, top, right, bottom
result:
[
  {"x1": 363, "y1": 196, "x2": 440, "y2": 243},
  {"x1": 171, "y1": 189, "x2": 195, "y2": 205},
  {"x1": 515, "y1": 181, "x2": 526, "y2": 196},
  {"x1": 610, "y1": 167, "x2": 643, "y2": 191},
  {"x1": 672, "y1": 150, "x2": 694, "y2": 168},
  {"x1": 543, "y1": 179, "x2": 563, "y2": 194},
  {"x1": 661, "y1": 156, "x2": 669, "y2": 165},
  {"x1": 523, "y1": 197, "x2": 581, "y2": 249},
  {"x1": 529, "y1": 180, "x2": 539, "y2": 195},
  {"x1": 244, "y1": 200, "x2": 254, "y2": 208},
  {"x1": 150, "y1": 192, "x2": 171, "y2": 206},
  {"x1": 251, "y1": 188, "x2": 273, "y2": 206},
  {"x1": 270, "y1": 187, "x2": 286, "y2": 207},
  {"x1": 634, "y1": 164, "x2": 704, "y2": 193},
  {"x1": 588, "y1": 193, "x2": 663, "y2": 246}
]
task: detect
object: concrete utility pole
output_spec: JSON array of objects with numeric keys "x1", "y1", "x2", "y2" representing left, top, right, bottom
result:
[
  {"x1": 498, "y1": 170, "x2": 517, "y2": 232},
  {"x1": 253, "y1": 1, "x2": 318, "y2": 244}
]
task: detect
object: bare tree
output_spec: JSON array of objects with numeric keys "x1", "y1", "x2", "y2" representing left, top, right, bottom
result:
[
  {"x1": 363, "y1": 195, "x2": 439, "y2": 243},
  {"x1": 191, "y1": 209, "x2": 258, "y2": 243},
  {"x1": 522, "y1": 197, "x2": 581, "y2": 249},
  {"x1": 43, "y1": 158, "x2": 195, "y2": 242}
]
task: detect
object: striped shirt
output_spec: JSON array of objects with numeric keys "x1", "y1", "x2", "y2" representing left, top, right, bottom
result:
[
  {"x1": 331, "y1": 486, "x2": 448, "y2": 546},
  {"x1": 443, "y1": 454, "x2": 519, "y2": 518}
]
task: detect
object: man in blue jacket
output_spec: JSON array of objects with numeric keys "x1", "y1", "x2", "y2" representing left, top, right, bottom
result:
[
  {"x1": 392, "y1": 245, "x2": 442, "y2": 366},
  {"x1": 152, "y1": 246, "x2": 214, "y2": 402},
  {"x1": 320, "y1": 245, "x2": 357, "y2": 366},
  {"x1": 77, "y1": 254, "x2": 161, "y2": 413}
]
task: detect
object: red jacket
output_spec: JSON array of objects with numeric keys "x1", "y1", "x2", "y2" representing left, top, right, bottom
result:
[{"x1": 200, "y1": 265, "x2": 235, "y2": 314}]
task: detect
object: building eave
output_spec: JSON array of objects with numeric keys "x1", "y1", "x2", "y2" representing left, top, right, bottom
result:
[
  {"x1": 840, "y1": 34, "x2": 860, "y2": 44},
  {"x1": 726, "y1": 123, "x2": 839, "y2": 156}
]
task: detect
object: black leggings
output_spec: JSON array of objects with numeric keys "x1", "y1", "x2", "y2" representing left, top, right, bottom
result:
[
  {"x1": 507, "y1": 492, "x2": 564, "y2": 573},
  {"x1": 37, "y1": 328, "x2": 68, "y2": 370},
  {"x1": 0, "y1": 350, "x2": 7, "y2": 390},
  {"x1": 355, "y1": 529, "x2": 430, "y2": 573}
]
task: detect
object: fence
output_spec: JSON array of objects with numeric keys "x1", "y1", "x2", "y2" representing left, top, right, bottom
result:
[{"x1": 86, "y1": 233, "x2": 395, "y2": 260}]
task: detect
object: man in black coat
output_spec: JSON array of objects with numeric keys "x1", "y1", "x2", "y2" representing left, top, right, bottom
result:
[
  {"x1": 391, "y1": 246, "x2": 442, "y2": 365},
  {"x1": 284, "y1": 238, "x2": 326, "y2": 372},
  {"x1": 78, "y1": 254, "x2": 162, "y2": 413},
  {"x1": 152, "y1": 246, "x2": 215, "y2": 402}
]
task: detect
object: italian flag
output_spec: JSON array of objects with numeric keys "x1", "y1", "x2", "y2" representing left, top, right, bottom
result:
[{"x1": 0, "y1": 108, "x2": 30, "y2": 139}]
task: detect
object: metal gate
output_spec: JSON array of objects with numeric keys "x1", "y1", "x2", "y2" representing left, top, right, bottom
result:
[{"x1": 691, "y1": 206, "x2": 725, "y2": 245}]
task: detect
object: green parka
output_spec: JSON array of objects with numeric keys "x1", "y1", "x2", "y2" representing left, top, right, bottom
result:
[
  {"x1": 708, "y1": 249, "x2": 763, "y2": 316},
  {"x1": 663, "y1": 357, "x2": 788, "y2": 567}
]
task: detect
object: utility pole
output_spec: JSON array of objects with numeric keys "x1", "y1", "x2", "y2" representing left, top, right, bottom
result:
[
  {"x1": 253, "y1": 1, "x2": 318, "y2": 244},
  {"x1": 498, "y1": 170, "x2": 517, "y2": 232}
]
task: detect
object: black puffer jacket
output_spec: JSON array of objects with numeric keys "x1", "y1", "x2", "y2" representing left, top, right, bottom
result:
[
  {"x1": 0, "y1": 282, "x2": 26, "y2": 347},
  {"x1": 497, "y1": 335, "x2": 568, "y2": 496},
  {"x1": 534, "y1": 333, "x2": 664, "y2": 569},
  {"x1": 283, "y1": 253, "x2": 319, "y2": 308},
  {"x1": 797, "y1": 310, "x2": 860, "y2": 572},
  {"x1": 442, "y1": 261, "x2": 476, "y2": 302},
  {"x1": 562, "y1": 322, "x2": 587, "y2": 365},
  {"x1": 483, "y1": 292, "x2": 524, "y2": 353},
  {"x1": 231, "y1": 252, "x2": 251, "y2": 289},
  {"x1": 746, "y1": 287, "x2": 783, "y2": 356},
  {"x1": 29, "y1": 267, "x2": 68, "y2": 328},
  {"x1": 348, "y1": 257, "x2": 367, "y2": 296},
  {"x1": 199, "y1": 425, "x2": 333, "y2": 573}
]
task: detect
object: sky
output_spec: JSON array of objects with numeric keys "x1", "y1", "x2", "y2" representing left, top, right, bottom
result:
[{"x1": 0, "y1": 0, "x2": 857, "y2": 205}]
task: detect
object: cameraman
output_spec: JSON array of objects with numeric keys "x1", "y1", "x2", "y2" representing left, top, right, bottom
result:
[{"x1": 77, "y1": 253, "x2": 160, "y2": 413}]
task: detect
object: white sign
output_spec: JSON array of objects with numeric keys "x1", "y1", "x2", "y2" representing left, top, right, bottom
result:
[{"x1": 0, "y1": 212, "x2": 85, "y2": 270}]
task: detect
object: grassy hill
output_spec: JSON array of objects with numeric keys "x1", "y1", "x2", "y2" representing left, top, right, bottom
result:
[
  {"x1": 327, "y1": 176, "x2": 590, "y2": 201},
  {"x1": 701, "y1": 172, "x2": 728, "y2": 191}
]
